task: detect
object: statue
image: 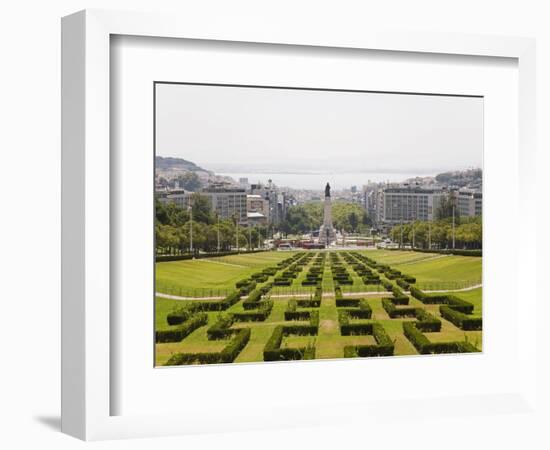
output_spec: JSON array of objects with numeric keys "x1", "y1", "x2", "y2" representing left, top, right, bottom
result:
[{"x1": 325, "y1": 182, "x2": 331, "y2": 198}]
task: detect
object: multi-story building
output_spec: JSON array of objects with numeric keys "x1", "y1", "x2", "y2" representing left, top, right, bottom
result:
[
  {"x1": 156, "y1": 188, "x2": 194, "y2": 209},
  {"x1": 201, "y1": 183, "x2": 248, "y2": 223},
  {"x1": 362, "y1": 183, "x2": 382, "y2": 223},
  {"x1": 378, "y1": 186, "x2": 446, "y2": 227},
  {"x1": 246, "y1": 194, "x2": 269, "y2": 225},
  {"x1": 455, "y1": 189, "x2": 482, "y2": 217},
  {"x1": 249, "y1": 180, "x2": 291, "y2": 225}
]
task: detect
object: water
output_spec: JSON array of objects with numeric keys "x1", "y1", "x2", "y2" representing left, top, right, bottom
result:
[{"x1": 218, "y1": 172, "x2": 431, "y2": 190}]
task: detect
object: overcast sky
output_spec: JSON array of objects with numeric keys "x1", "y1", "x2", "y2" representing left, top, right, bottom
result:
[{"x1": 156, "y1": 83, "x2": 483, "y2": 177}]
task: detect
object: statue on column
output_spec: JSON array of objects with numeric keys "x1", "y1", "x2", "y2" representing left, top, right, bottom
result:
[
  {"x1": 325, "y1": 182, "x2": 331, "y2": 198},
  {"x1": 319, "y1": 182, "x2": 336, "y2": 245}
]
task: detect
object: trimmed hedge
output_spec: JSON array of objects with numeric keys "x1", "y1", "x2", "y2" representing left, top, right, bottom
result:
[
  {"x1": 440, "y1": 305, "x2": 483, "y2": 330},
  {"x1": 410, "y1": 287, "x2": 474, "y2": 314},
  {"x1": 403, "y1": 322, "x2": 480, "y2": 354},
  {"x1": 197, "y1": 290, "x2": 241, "y2": 312},
  {"x1": 411, "y1": 248, "x2": 482, "y2": 257},
  {"x1": 207, "y1": 314, "x2": 235, "y2": 340},
  {"x1": 296, "y1": 298, "x2": 321, "y2": 308},
  {"x1": 381, "y1": 279, "x2": 394, "y2": 291},
  {"x1": 396, "y1": 278, "x2": 410, "y2": 290},
  {"x1": 232, "y1": 300, "x2": 274, "y2": 322},
  {"x1": 336, "y1": 297, "x2": 361, "y2": 307},
  {"x1": 343, "y1": 323, "x2": 394, "y2": 357},
  {"x1": 238, "y1": 281, "x2": 257, "y2": 296},
  {"x1": 236, "y1": 278, "x2": 251, "y2": 288},
  {"x1": 263, "y1": 325, "x2": 316, "y2": 361},
  {"x1": 242, "y1": 289, "x2": 262, "y2": 310},
  {"x1": 156, "y1": 313, "x2": 208, "y2": 343},
  {"x1": 165, "y1": 328, "x2": 251, "y2": 365},
  {"x1": 156, "y1": 249, "x2": 269, "y2": 262},
  {"x1": 415, "y1": 308, "x2": 442, "y2": 332},
  {"x1": 382, "y1": 298, "x2": 417, "y2": 318},
  {"x1": 166, "y1": 307, "x2": 193, "y2": 325}
]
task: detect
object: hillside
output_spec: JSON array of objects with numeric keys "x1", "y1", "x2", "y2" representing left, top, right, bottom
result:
[
  {"x1": 155, "y1": 156, "x2": 211, "y2": 173},
  {"x1": 155, "y1": 156, "x2": 233, "y2": 190}
]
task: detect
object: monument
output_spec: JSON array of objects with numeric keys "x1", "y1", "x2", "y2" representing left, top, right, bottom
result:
[{"x1": 318, "y1": 182, "x2": 336, "y2": 245}]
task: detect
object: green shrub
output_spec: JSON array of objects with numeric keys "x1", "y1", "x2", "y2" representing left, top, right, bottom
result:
[
  {"x1": 206, "y1": 314, "x2": 234, "y2": 340},
  {"x1": 232, "y1": 300, "x2": 274, "y2": 322},
  {"x1": 165, "y1": 328, "x2": 250, "y2": 365},
  {"x1": 242, "y1": 289, "x2": 263, "y2": 310},
  {"x1": 336, "y1": 297, "x2": 360, "y2": 307},
  {"x1": 410, "y1": 287, "x2": 474, "y2": 314},
  {"x1": 440, "y1": 305, "x2": 483, "y2": 330},
  {"x1": 396, "y1": 278, "x2": 410, "y2": 290},
  {"x1": 263, "y1": 326, "x2": 317, "y2": 361},
  {"x1": 344, "y1": 323, "x2": 394, "y2": 357},
  {"x1": 236, "y1": 278, "x2": 251, "y2": 288},
  {"x1": 166, "y1": 306, "x2": 193, "y2": 325},
  {"x1": 415, "y1": 308, "x2": 442, "y2": 332},
  {"x1": 296, "y1": 298, "x2": 321, "y2": 308},
  {"x1": 155, "y1": 313, "x2": 208, "y2": 343},
  {"x1": 403, "y1": 321, "x2": 480, "y2": 354}
]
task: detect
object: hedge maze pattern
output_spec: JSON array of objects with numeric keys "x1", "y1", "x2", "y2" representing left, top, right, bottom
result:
[{"x1": 156, "y1": 250, "x2": 482, "y2": 366}]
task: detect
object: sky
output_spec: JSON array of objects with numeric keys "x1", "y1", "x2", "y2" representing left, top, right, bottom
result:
[{"x1": 155, "y1": 83, "x2": 483, "y2": 187}]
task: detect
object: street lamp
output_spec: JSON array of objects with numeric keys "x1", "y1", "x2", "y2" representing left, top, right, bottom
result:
[
  {"x1": 452, "y1": 205, "x2": 456, "y2": 250},
  {"x1": 188, "y1": 203, "x2": 194, "y2": 258},
  {"x1": 234, "y1": 214, "x2": 239, "y2": 252},
  {"x1": 217, "y1": 214, "x2": 220, "y2": 253}
]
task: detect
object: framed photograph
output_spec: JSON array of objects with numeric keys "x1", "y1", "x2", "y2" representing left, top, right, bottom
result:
[{"x1": 62, "y1": 9, "x2": 538, "y2": 441}]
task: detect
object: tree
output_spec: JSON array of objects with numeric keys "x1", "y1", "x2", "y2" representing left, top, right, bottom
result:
[
  {"x1": 190, "y1": 193, "x2": 214, "y2": 225},
  {"x1": 349, "y1": 211, "x2": 359, "y2": 233},
  {"x1": 173, "y1": 172, "x2": 202, "y2": 191},
  {"x1": 435, "y1": 195, "x2": 460, "y2": 223}
]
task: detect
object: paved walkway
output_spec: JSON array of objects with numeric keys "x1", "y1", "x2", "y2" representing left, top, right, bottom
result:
[{"x1": 155, "y1": 283, "x2": 482, "y2": 301}]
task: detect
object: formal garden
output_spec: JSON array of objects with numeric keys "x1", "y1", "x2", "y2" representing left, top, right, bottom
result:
[{"x1": 155, "y1": 249, "x2": 482, "y2": 366}]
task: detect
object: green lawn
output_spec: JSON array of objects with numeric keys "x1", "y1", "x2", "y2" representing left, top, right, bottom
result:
[
  {"x1": 156, "y1": 251, "x2": 297, "y2": 296},
  {"x1": 154, "y1": 249, "x2": 483, "y2": 366},
  {"x1": 358, "y1": 250, "x2": 482, "y2": 289}
]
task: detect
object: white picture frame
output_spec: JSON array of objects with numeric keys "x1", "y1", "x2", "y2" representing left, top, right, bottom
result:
[{"x1": 61, "y1": 9, "x2": 538, "y2": 441}]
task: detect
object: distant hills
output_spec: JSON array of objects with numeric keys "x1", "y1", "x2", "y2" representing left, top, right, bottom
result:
[
  {"x1": 155, "y1": 156, "x2": 233, "y2": 190},
  {"x1": 155, "y1": 156, "x2": 211, "y2": 173}
]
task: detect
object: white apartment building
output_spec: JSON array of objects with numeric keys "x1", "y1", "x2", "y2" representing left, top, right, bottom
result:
[
  {"x1": 379, "y1": 187, "x2": 446, "y2": 225},
  {"x1": 455, "y1": 189, "x2": 482, "y2": 217},
  {"x1": 201, "y1": 184, "x2": 248, "y2": 223}
]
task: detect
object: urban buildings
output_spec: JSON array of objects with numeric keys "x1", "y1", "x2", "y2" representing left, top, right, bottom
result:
[
  {"x1": 201, "y1": 183, "x2": 248, "y2": 224},
  {"x1": 156, "y1": 188, "x2": 193, "y2": 209},
  {"x1": 156, "y1": 179, "x2": 293, "y2": 227},
  {"x1": 249, "y1": 180, "x2": 292, "y2": 226},
  {"x1": 362, "y1": 182, "x2": 483, "y2": 231},
  {"x1": 246, "y1": 194, "x2": 269, "y2": 225},
  {"x1": 454, "y1": 189, "x2": 483, "y2": 217},
  {"x1": 378, "y1": 187, "x2": 446, "y2": 226}
]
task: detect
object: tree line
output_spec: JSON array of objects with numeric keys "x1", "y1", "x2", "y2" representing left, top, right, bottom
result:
[
  {"x1": 389, "y1": 216, "x2": 482, "y2": 249},
  {"x1": 280, "y1": 201, "x2": 372, "y2": 236},
  {"x1": 156, "y1": 194, "x2": 268, "y2": 255}
]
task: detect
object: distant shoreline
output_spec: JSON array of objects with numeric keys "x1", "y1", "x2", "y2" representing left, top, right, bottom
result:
[{"x1": 217, "y1": 171, "x2": 435, "y2": 190}]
